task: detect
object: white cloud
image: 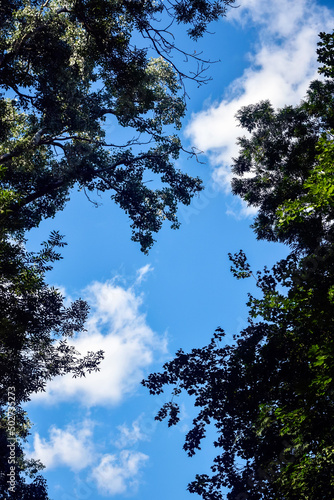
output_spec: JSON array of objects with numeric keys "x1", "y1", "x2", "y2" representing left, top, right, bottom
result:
[
  {"x1": 28, "y1": 421, "x2": 95, "y2": 471},
  {"x1": 91, "y1": 450, "x2": 149, "y2": 496},
  {"x1": 27, "y1": 416, "x2": 150, "y2": 494},
  {"x1": 114, "y1": 417, "x2": 148, "y2": 449},
  {"x1": 186, "y1": 0, "x2": 334, "y2": 207},
  {"x1": 135, "y1": 264, "x2": 153, "y2": 285},
  {"x1": 32, "y1": 278, "x2": 167, "y2": 406}
]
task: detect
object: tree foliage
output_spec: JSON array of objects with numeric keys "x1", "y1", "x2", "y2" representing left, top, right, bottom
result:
[
  {"x1": 231, "y1": 31, "x2": 334, "y2": 254},
  {"x1": 143, "y1": 31, "x2": 334, "y2": 499},
  {"x1": 144, "y1": 248, "x2": 334, "y2": 499},
  {"x1": 0, "y1": 231, "x2": 104, "y2": 407},
  {"x1": 1, "y1": 406, "x2": 49, "y2": 500},
  {"x1": 0, "y1": 231, "x2": 104, "y2": 499},
  {"x1": 0, "y1": 1, "x2": 235, "y2": 496},
  {"x1": 0, "y1": 0, "x2": 234, "y2": 253}
]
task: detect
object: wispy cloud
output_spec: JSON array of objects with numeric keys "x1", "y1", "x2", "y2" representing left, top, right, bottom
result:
[
  {"x1": 31, "y1": 277, "x2": 167, "y2": 407},
  {"x1": 91, "y1": 450, "x2": 149, "y2": 496},
  {"x1": 135, "y1": 264, "x2": 154, "y2": 285},
  {"x1": 186, "y1": 0, "x2": 334, "y2": 215},
  {"x1": 114, "y1": 417, "x2": 149, "y2": 449}
]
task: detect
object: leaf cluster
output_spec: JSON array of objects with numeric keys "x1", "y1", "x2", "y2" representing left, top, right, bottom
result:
[
  {"x1": 231, "y1": 32, "x2": 334, "y2": 254},
  {"x1": 0, "y1": 1, "x2": 236, "y2": 496},
  {"x1": 0, "y1": 230, "x2": 104, "y2": 498},
  {"x1": 143, "y1": 31, "x2": 334, "y2": 500},
  {"x1": 0, "y1": 0, "x2": 234, "y2": 252}
]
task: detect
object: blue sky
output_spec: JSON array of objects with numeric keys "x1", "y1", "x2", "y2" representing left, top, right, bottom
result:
[{"x1": 24, "y1": 1, "x2": 334, "y2": 499}]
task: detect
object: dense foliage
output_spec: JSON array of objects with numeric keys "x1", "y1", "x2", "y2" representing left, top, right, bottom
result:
[
  {"x1": 0, "y1": 0, "x2": 235, "y2": 496},
  {"x1": 0, "y1": 0, "x2": 234, "y2": 252},
  {"x1": 143, "y1": 31, "x2": 334, "y2": 499},
  {"x1": 231, "y1": 31, "x2": 334, "y2": 253},
  {"x1": 0, "y1": 232, "x2": 104, "y2": 408},
  {"x1": 0, "y1": 232, "x2": 104, "y2": 499}
]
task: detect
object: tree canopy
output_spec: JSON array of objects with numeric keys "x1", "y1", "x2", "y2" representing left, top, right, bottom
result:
[
  {"x1": 0, "y1": 231, "x2": 104, "y2": 408},
  {"x1": 0, "y1": 1, "x2": 236, "y2": 497},
  {"x1": 0, "y1": 231, "x2": 104, "y2": 499},
  {"x1": 143, "y1": 31, "x2": 334, "y2": 500},
  {"x1": 231, "y1": 31, "x2": 334, "y2": 254},
  {"x1": 0, "y1": 0, "x2": 235, "y2": 252}
]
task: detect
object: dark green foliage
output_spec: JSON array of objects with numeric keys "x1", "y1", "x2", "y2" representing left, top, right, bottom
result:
[
  {"x1": 0, "y1": 232, "x2": 104, "y2": 498},
  {"x1": 0, "y1": 1, "x2": 236, "y2": 496},
  {"x1": 0, "y1": 232, "x2": 104, "y2": 407},
  {"x1": 0, "y1": 0, "x2": 234, "y2": 253},
  {"x1": 231, "y1": 100, "x2": 321, "y2": 251},
  {"x1": 231, "y1": 32, "x2": 334, "y2": 254},
  {"x1": 0, "y1": 406, "x2": 49, "y2": 499},
  {"x1": 144, "y1": 247, "x2": 334, "y2": 499},
  {"x1": 143, "y1": 31, "x2": 334, "y2": 499}
]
